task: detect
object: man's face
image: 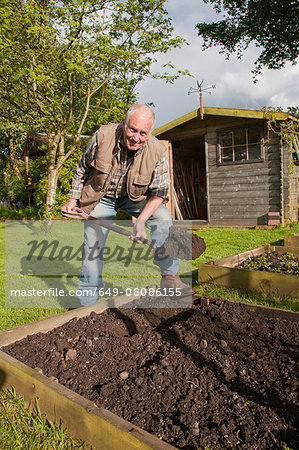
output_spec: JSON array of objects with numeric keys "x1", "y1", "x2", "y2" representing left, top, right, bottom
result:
[{"x1": 123, "y1": 112, "x2": 153, "y2": 151}]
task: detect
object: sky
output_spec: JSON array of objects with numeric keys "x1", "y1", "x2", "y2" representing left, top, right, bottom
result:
[{"x1": 137, "y1": 0, "x2": 299, "y2": 128}]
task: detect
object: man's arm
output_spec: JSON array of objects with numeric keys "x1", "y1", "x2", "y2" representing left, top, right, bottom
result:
[
  {"x1": 131, "y1": 151, "x2": 169, "y2": 243},
  {"x1": 61, "y1": 132, "x2": 98, "y2": 214},
  {"x1": 138, "y1": 195, "x2": 164, "y2": 222},
  {"x1": 130, "y1": 196, "x2": 164, "y2": 244},
  {"x1": 61, "y1": 198, "x2": 78, "y2": 214}
]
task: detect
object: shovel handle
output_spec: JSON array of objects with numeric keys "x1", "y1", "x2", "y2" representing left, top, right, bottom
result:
[
  {"x1": 88, "y1": 216, "x2": 156, "y2": 249},
  {"x1": 62, "y1": 209, "x2": 156, "y2": 249}
]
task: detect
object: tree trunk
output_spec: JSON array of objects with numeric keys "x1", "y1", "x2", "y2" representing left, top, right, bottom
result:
[
  {"x1": 8, "y1": 134, "x2": 22, "y2": 179},
  {"x1": 45, "y1": 132, "x2": 62, "y2": 217},
  {"x1": 45, "y1": 168, "x2": 59, "y2": 216}
]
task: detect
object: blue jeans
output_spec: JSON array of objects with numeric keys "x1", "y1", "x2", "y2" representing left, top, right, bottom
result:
[{"x1": 77, "y1": 196, "x2": 180, "y2": 305}]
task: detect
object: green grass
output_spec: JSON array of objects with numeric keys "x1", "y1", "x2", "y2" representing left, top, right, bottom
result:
[
  {"x1": 4, "y1": 219, "x2": 191, "y2": 308},
  {"x1": 0, "y1": 223, "x2": 68, "y2": 331},
  {"x1": 192, "y1": 222, "x2": 299, "y2": 265},
  {"x1": 194, "y1": 284, "x2": 299, "y2": 311},
  {"x1": 1, "y1": 221, "x2": 298, "y2": 331},
  {"x1": 0, "y1": 388, "x2": 87, "y2": 449},
  {"x1": 192, "y1": 222, "x2": 299, "y2": 311},
  {"x1": 0, "y1": 205, "x2": 42, "y2": 221}
]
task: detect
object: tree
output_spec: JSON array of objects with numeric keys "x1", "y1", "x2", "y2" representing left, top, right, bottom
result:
[
  {"x1": 196, "y1": 0, "x2": 299, "y2": 77},
  {"x1": 0, "y1": 0, "x2": 187, "y2": 216}
]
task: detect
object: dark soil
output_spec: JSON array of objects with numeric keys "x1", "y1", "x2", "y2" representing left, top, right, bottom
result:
[
  {"x1": 155, "y1": 227, "x2": 206, "y2": 260},
  {"x1": 3, "y1": 299, "x2": 298, "y2": 449},
  {"x1": 237, "y1": 251, "x2": 299, "y2": 275}
]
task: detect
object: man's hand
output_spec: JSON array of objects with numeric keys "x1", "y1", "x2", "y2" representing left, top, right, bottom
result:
[
  {"x1": 130, "y1": 219, "x2": 147, "y2": 244},
  {"x1": 129, "y1": 196, "x2": 164, "y2": 244},
  {"x1": 61, "y1": 198, "x2": 78, "y2": 215}
]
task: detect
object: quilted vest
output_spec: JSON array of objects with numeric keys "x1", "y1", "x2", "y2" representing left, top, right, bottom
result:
[{"x1": 79, "y1": 123, "x2": 166, "y2": 214}]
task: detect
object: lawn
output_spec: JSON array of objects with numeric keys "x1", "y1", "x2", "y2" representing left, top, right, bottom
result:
[
  {"x1": 0, "y1": 388, "x2": 86, "y2": 449},
  {"x1": 1, "y1": 221, "x2": 299, "y2": 330},
  {"x1": 192, "y1": 222, "x2": 299, "y2": 311}
]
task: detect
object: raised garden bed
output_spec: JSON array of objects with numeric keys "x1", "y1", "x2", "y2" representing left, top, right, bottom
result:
[
  {"x1": 237, "y1": 251, "x2": 299, "y2": 275},
  {"x1": 1, "y1": 296, "x2": 298, "y2": 449},
  {"x1": 198, "y1": 234, "x2": 299, "y2": 298}
]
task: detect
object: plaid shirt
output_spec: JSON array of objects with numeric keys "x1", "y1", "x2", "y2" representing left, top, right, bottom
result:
[{"x1": 68, "y1": 129, "x2": 169, "y2": 201}]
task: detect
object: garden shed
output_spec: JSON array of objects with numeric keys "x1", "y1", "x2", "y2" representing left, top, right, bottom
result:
[{"x1": 153, "y1": 107, "x2": 299, "y2": 226}]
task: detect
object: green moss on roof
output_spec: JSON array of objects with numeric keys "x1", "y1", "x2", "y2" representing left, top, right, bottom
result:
[{"x1": 153, "y1": 106, "x2": 296, "y2": 137}]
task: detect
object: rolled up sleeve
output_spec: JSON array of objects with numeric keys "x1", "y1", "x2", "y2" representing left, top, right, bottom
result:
[
  {"x1": 68, "y1": 133, "x2": 97, "y2": 199},
  {"x1": 148, "y1": 152, "x2": 169, "y2": 200}
]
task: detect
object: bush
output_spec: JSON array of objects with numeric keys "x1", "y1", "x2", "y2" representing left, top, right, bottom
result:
[{"x1": 0, "y1": 202, "x2": 41, "y2": 220}]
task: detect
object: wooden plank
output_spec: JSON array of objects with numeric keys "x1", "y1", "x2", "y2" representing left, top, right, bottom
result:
[
  {"x1": 210, "y1": 197, "x2": 277, "y2": 207},
  {"x1": 265, "y1": 153, "x2": 281, "y2": 161},
  {"x1": 265, "y1": 148, "x2": 280, "y2": 156},
  {"x1": 209, "y1": 188, "x2": 280, "y2": 197},
  {"x1": 210, "y1": 198, "x2": 280, "y2": 207},
  {"x1": 203, "y1": 107, "x2": 291, "y2": 121},
  {"x1": 208, "y1": 168, "x2": 279, "y2": 177},
  {"x1": 0, "y1": 351, "x2": 173, "y2": 450},
  {"x1": 194, "y1": 297, "x2": 299, "y2": 322},
  {"x1": 0, "y1": 295, "x2": 176, "y2": 450},
  {"x1": 198, "y1": 264, "x2": 299, "y2": 298},
  {"x1": 209, "y1": 184, "x2": 279, "y2": 194},
  {"x1": 209, "y1": 176, "x2": 280, "y2": 185},
  {"x1": 211, "y1": 204, "x2": 278, "y2": 215},
  {"x1": 209, "y1": 188, "x2": 279, "y2": 199},
  {"x1": 207, "y1": 153, "x2": 280, "y2": 164},
  {"x1": 209, "y1": 184, "x2": 280, "y2": 193},
  {"x1": 208, "y1": 167, "x2": 281, "y2": 177},
  {"x1": 160, "y1": 140, "x2": 175, "y2": 219},
  {"x1": 209, "y1": 211, "x2": 268, "y2": 218},
  {"x1": 205, "y1": 139, "x2": 210, "y2": 223},
  {"x1": 210, "y1": 170, "x2": 280, "y2": 180},
  {"x1": 209, "y1": 187, "x2": 278, "y2": 196},
  {"x1": 284, "y1": 233, "x2": 299, "y2": 248},
  {"x1": 157, "y1": 129, "x2": 207, "y2": 141},
  {"x1": 209, "y1": 186, "x2": 279, "y2": 197},
  {"x1": 209, "y1": 205, "x2": 276, "y2": 214},
  {"x1": 273, "y1": 246, "x2": 299, "y2": 259},
  {"x1": 209, "y1": 173, "x2": 280, "y2": 182},
  {"x1": 209, "y1": 217, "x2": 262, "y2": 226},
  {"x1": 208, "y1": 246, "x2": 269, "y2": 268},
  {"x1": 192, "y1": 295, "x2": 299, "y2": 321},
  {"x1": 265, "y1": 142, "x2": 280, "y2": 149}
]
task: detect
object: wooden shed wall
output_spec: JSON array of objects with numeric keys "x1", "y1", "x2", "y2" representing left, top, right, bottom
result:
[
  {"x1": 282, "y1": 139, "x2": 299, "y2": 222},
  {"x1": 156, "y1": 114, "x2": 293, "y2": 226},
  {"x1": 206, "y1": 124, "x2": 281, "y2": 226}
]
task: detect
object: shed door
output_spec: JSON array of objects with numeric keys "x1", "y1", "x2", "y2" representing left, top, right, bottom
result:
[{"x1": 160, "y1": 140, "x2": 175, "y2": 219}]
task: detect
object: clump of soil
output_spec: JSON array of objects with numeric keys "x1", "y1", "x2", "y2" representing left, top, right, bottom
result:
[
  {"x1": 237, "y1": 252, "x2": 299, "y2": 275},
  {"x1": 2, "y1": 299, "x2": 298, "y2": 449},
  {"x1": 155, "y1": 227, "x2": 206, "y2": 260}
]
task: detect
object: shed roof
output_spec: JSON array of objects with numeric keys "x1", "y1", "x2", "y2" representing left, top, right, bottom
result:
[{"x1": 153, "y1": 106, "x2": 297, "y2": 137}]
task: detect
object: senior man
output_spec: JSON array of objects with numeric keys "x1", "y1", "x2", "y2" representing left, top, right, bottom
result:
[{"x1": 61, "y1": 104, "x2": 194, "y2": 306}]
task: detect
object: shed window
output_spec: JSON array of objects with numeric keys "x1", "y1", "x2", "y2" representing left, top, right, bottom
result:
[{"x1": 218, "y1": 128, "x2": 262, "y2": 164}]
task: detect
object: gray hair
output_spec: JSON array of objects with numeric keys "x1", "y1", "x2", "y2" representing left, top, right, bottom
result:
[{"x1": 124, "y1": 104, "x2": 155, "y2": 130}]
